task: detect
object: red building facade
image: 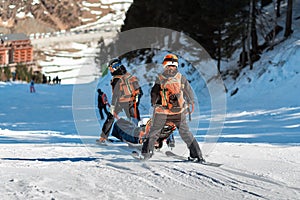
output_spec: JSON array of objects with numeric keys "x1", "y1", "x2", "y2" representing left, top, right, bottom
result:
[{"x1": 0, "y1": 33, "x2": 34, "y2": 66}]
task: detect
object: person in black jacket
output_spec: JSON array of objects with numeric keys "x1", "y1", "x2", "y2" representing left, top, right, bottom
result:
[
  {"x1": 96, "y1": 58, "x2": 143, "y2": 143},
  {"x1": 97, "y1": 89, "x2": 110, "y2": 120}
]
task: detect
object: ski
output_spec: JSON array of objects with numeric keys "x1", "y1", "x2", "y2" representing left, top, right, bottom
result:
[
  {"x1": 96, "y1": 139, "x2": 142, "y2": 150},
  {"x1": 96, "y1": 139, "x2": 122, "y2": 146},
  {"x1": 165, "y1": 151, "x2": 222, "y2": 167},
  {"x1": 95, "y1": 139, "x2": 109, "y2": 146},
  {"x1": 131, "y1": 150, "x2": 145, "y2": 161},
  {"x1": 122, "y1": 139, "x2": 143, "y2": 150}
]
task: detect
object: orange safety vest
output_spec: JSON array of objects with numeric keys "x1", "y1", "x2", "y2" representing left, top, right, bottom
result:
[
  {"x1": 157, "y1": 73, "x2": 185, "y2": 114},
  {"x1": 113, "y1": 72, "x2": 140, "y2": 102}
]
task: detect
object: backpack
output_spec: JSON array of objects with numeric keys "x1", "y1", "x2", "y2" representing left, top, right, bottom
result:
[
  {"x1": 158, "y1": 73, "x2": 185, "y2": 112},
  {"x1": 101, "y1": 93, "x2": 108, "y2": 105},
  {"x1": 114, "y1": 72, "x2": 140, "y2": 102}
]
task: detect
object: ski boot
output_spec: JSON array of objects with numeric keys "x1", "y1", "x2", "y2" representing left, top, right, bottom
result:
[
  {"x1": 154, "y1": 139, "x2": 163, "y2": 151},
  {"x1": 188, "y1": 156, "x2": 205, "y2": 163},
  {"x1": 96, "y1": 136, "x2": 106, "y2": 144}
]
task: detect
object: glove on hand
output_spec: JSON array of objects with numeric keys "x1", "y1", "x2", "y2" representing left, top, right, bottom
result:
[{"x1": 110, "y1": 105, "x2": 115, "y2": 114}]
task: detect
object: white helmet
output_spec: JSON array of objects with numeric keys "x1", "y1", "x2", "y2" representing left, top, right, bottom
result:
[{"x1": 162, "y1": 54, "x2": 178, "y2": 68}]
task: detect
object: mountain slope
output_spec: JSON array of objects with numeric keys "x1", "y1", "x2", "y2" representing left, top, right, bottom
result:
[{"x1": 0, "y1": 0, "x2": 132, "y2": 34}]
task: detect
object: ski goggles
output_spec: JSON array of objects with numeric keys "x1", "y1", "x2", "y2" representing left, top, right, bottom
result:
[
  {"x1": 109, "y1": 61, "x2": 122, "y2": 70},
  {"x1": 163, "y1": 58, "x2": 178, "y2": 68}
]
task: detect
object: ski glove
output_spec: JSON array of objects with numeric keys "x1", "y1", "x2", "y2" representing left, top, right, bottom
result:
[
  {"x1": 110, "y1": 105, "x2": 119, "y2": 119},
  {"x1": 110, "y1": 105, "x2": 115, "y2": 114}
]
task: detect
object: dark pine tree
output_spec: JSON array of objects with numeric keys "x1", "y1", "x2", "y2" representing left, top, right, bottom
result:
[{"x1": 284, "y1": 0, "x2": 293, "y2": 37}]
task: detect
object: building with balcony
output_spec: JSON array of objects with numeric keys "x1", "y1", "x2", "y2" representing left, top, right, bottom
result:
[
  {"x1": 0, "y1": 33, "x2": 41, "y2": 81},
  {"x1": 0, "y1": 33, "x2": 34, "y2": 66}
]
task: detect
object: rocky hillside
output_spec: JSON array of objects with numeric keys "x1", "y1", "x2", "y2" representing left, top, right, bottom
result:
[{"x1": 0, "y1": 0, "x2": 132, "y2": 34}]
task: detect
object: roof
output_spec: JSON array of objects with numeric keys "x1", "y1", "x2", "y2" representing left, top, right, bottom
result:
[{"x1": 0, "y1": 33, "x2": 29, "y2": 42}]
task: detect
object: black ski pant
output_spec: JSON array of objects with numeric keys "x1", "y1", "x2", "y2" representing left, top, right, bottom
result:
[
  {"x1": 101, "y1": 112, "x2": 114, "y2": 138},
  {"x1": 98, "y1": 105, "x2": 109, "y2": 120},
  {"x1": 142, "y1": 111, "x2": 203, "y2": 159}
]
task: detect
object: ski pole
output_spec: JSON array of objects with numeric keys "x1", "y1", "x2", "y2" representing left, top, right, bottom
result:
[
  {"x1": 187, "y1": 103, "x2": 192, "y2": 121},
  {"x1": 134, "y1": 95, "x2": 138, "y2": 119}
]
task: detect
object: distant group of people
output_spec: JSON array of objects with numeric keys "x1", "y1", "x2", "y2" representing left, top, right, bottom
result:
[
  {"x1": 42, "y1": 75, "x2": 61, "y2": 85},
  {"x1": 96, "y1": 54, "x2": 204, "y2": 162},
  {"x1": 50, "y1": 76, "x2": 61, "y2": 85}
]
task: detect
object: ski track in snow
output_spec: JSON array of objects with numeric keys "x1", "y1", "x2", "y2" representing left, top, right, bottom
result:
[
  {"x1": 0, "y1": 141, "x2": 299, "y2": 199},
  {"x1": 82, "y1": 144, "x2": 300, "y2": 199}
]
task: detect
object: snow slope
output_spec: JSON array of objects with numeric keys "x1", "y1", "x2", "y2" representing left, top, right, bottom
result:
[
  {"x1": 1, "y1": 1, "x2": 300, "y2": 200},
  {"x1": 0, "y1": 142, "x2": 299, "y2": 200},
  {"x1": 0, "y1": 58, "x2": 299, "y2": 199}
]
